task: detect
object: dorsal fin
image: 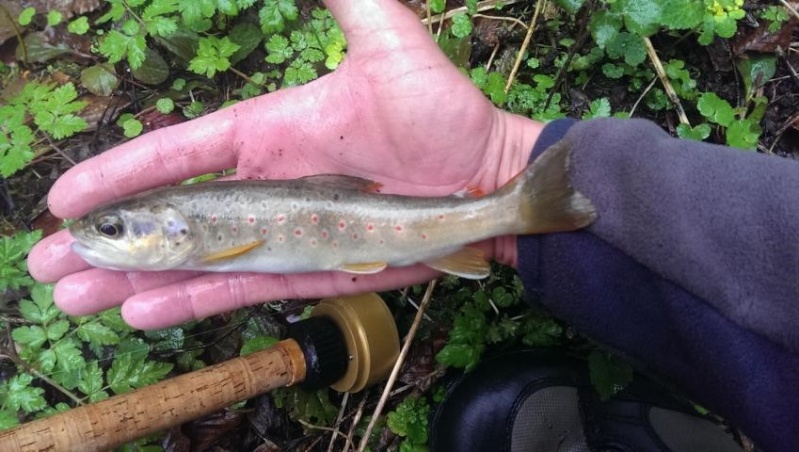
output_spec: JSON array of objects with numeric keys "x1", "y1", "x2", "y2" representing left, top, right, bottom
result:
[{"x1": 297, "y1": 174, "x2": 383, "y2": 193}]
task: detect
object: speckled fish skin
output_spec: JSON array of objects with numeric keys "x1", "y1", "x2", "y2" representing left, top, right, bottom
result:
[{"x1": 69, "y1": 141, "x2": 597, "y2": 278}]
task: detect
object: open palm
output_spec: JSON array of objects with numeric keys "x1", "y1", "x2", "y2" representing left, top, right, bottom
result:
[{"x1": 28, "y1": 0, "x2": 541, "y2": 329}]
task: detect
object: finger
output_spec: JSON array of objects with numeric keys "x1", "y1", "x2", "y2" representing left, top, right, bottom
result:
[
  {"x1": 28, "y1": 230, "x2": 89, "y2": 282},
  {"x1": 53, "y1": 268, "x2": 200, "y2": 316},
  {"x1": 121, "y1": 267, "x2": 439, "y2": 330},
  {"x1": 48, "y1": 109, "x2": 239, "y2": 219},
  {"x1": 324, "y1": 0, "x2": 427, "y2": 51}
]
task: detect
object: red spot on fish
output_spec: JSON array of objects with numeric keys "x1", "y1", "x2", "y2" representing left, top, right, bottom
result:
[
  {"x1": 366, "y1": 224, "x2": 374, "y2": 231},
  {"x1": 277, "y1": 235, "x2": 285, "y2": 243},
  {"x1": 351, "y1": 233, "x2": 359, "y2": 240},
  {"x1": 261, "y1": 228, "x2": 268, "y2": 235},
  {"x1": 332, "y1": 240, "x2": 339, "y2": 248},
  {"x1": 210, "y1": 215, "x2": 218, "y2": 223},
  {"x1": 438, "y1": 214, "x2": 445, "y2": 220},
  {"x1": 247, "y1": 215, "x2": 256, "y2": 224},
  {"x1": 277, "y1": 215, "x2": 285, "y2": 224},
  {"x1": 310, "y1": 239, "x2": 317, "y2": 246},
  {"x1": 231, "y1": 225, "x2": 238, "y2": 233},
  {"x1": 421, "y1": 233, "x2": 428, "y2": 240},
  {"x1": 321, "y1": 229, "x2": 329, "y2": 239},
  {"x1": 338, "y1": 220, "x2": 346, "y2": 230},
  {"x1": 311, "y1": 214, "x2": 319, "y2": 224},
  {"x1": 294, "y1": 228, "x2": 303, "y2": 237},
  {"x1": 395, "y1": 225, "x2": 403, "y2": 232}
]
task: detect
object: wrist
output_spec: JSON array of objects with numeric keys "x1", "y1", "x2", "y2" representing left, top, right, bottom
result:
[{"x1": 487, "y1": 110, "x2": 544, "y2": 268}]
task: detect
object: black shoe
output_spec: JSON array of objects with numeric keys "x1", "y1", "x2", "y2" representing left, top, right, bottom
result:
[{"x1": 429, "y1": 349, "x2": 742, "y2": 452}]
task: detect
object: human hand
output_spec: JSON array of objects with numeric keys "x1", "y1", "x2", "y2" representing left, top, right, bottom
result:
[{"x1": 28, "y1": 0, "x2": 543, "y2": 329}]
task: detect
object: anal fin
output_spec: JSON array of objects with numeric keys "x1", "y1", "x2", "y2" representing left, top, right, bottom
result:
[
  {"x1": 424, "y1": 247, "x2": 490, "y2": 279},
  {"x1": 339, "y1": 261, "x2": 388, "y2": 274},
  {"x1": 202, "y1": 240, "x2": 264, "y2": 263}
]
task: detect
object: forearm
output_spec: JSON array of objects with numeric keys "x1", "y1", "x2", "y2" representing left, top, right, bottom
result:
[{"x1": 517, "y1": 118, "x2": 799, "y2": 451}]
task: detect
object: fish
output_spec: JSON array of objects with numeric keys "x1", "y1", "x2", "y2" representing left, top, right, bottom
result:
[{"x1": 69, "y1": 141, "x2": 596, "y2": 279}]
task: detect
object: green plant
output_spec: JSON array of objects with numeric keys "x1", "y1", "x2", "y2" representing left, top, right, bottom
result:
[
  {"x1": 588, "y1": 349, "x2": 634, "y2": 400},
  {"x1": 0, "y1": 230, "x2": 41, "y2": 292},
  {"x1": 0, "y1": 82, "x2": 87, "y2": 177},
  {"x1": 435, "y1": 272, "x2": 564, "y2": 371},
  {"x1": 2, "y1": 284, "x2": 185, "y2": 432},
  {"x1": 386, "y1": 396, "x2": 430, "y2": 452},
  {"x1": 760, "y1": 6, "x2": 790, "y2": 33}
]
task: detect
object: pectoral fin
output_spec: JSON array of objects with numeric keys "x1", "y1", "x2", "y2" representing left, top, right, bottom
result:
[
  {"x1": 424, "y1": 247, "x2": 490, "y2": 279},
  {"x1": 201, "y1": 240, "x2": 264, "y2": 263},
  {"x1": 338, "y1": 261, "x2": 388, "y2": 274}
]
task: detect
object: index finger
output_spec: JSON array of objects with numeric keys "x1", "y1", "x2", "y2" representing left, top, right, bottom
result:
[{"x1": 47, "y1": 108, "x2": 238, "y2": 219}]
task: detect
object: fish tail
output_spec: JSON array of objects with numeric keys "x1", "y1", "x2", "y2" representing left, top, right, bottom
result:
[{"x1": 497, "y1": 140, "x2": 597, "y2": 234}]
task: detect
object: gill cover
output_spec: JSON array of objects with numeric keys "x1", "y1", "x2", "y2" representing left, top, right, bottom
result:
[{"x1": 70, "y1": 202, "x2": 196, "y2": 271}]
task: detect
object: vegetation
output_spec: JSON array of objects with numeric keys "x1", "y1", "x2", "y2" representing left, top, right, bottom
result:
[{"x1": 1, "y1": 0, "x2": 794, "y2": 449}]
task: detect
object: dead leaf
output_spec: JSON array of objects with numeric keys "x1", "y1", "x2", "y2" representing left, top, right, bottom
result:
[{"x1": 20, "y1": 0, "x2": 102, "y2": 19}]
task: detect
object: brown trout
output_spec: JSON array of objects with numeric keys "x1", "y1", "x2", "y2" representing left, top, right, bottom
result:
[{"x1": 70, "y1": 142, "x2": 596, "y2": 279}]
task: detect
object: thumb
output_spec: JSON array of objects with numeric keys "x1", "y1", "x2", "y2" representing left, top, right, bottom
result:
[{"x1": 323, "y1": 0, "x2": 429, "y2": 52}]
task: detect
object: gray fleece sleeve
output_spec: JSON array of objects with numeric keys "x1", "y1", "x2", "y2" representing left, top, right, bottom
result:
[{"x1": 565, "y1": 118, "x2": 799, "y2": 352}]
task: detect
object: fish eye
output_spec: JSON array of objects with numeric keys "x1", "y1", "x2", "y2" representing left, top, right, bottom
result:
[{"x1": 96, "y1": 219, "x2": 124, "y2": 238}]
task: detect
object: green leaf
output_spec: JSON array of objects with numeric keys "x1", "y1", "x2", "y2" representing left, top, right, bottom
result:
[
  {"x1": 588, "y1": 350, "x2": 633, "y2": 400},
  {"x1": 737, "y1": 55, "x2": 777, "y2": 98},
  {"x1": 265, "y1": 34, "x2": 292, "y2": 64},
  {"x1": 4, "y1": 373, "x2": 47, "y2": 413},
  {"x1": 605, "y1": 32, "x2": 646, "y2": 66},
  {"x1": 189, "y1": 36, "x2": 241, "y2": 77},
  {"x1": 0, "y1": 409, "x2": 20, "y2": 429},
  {"x1": 387, "y1": 396, "x2": 429, "y2": 445},
  {"x1": 229, "y1": 22, "x2": 263, "y2": 64},
  {"x1": 0, "y1": 231, "x2": 40, "y2": 289},
  {"x1": 143, "y1": 0, "x2": 180, "y2": 19},
  {"x1": 660, "y1": 0, "x2": 704, "y2": 29},
  {"x1": 726, "y1": 119, "x2": 760, "y2": 150},
  {"x1": 78, "y1": 361, "x2": 109, "y2": 402},
  {"x1": 240, "y1": 335, "x2": 279, "y2": 355},
  {"x1": 583, "y1": 98, "x2": 612, "y2": 119},
  {"x1": 99, "y1": 30, "x2": 129, "y2": 64},
  {"x1": 430, "y1": 0, "x2": 446, "y2": 14},
  {"x1": 602, "y1": 63, "x2": 624, "y2": 79},
  {"x1": 12, "y1": 325, "x2": 47, "y2": 349},
  {"x1": 589, "y1": 10, "x2": 622, "y2": 48},
  {"x1": 132, "y1": 47, "x2": 170, "y2": 85},
  {"x1": 676, "y1": 123, "x2": 711, "y2": 141},
  {"x1": 451, "y1": 13, "x2": 473, "y2": 38},
  {"x1": 284, "y1": 59, "x2": 317, "y2": 86},
  {"x1": 122, "y1": 118, "x2": 144, "y2": 138},
  {"x1": 76, "y1": 320, "x2": 120, "y2": 348},
  {"x1": 81, "y1": 64, "x2": 119, "y2": 96},
  {"x1": 156, "y1": 98, "x2": 175, "y2": 114},
  {"x1": 553, "y1": 0, "x2": 584, "y2": 14},
  {"x1": 259, "y1": 0, "x2": 298, "y2": 34},
  {"x1": 697, "y1": 92, "x2": 735, "y2": 127},
  {"x1": 53, "y1": 338, "x2": 86, "y2": 389},
  {"x1": 619, "y1": 0, "x2": 661, "y2": 36},
  {"x1": 19, "y1": 7, "x2": 36, "y2": 26},
  {"x1": 67, "y1": 16, "x2": 89, "y2": 34},
  {"x1": 145, "y1": 16, "x2": 178, "y2": 37},
  {"x1": 46, "y1": 319, "x2": 70, "y2": 341},
  {"x1": 47, "y1": 10, "x2": 62, "y2": 26},
  {"x1": 435, "y1": 342, "x2": 484, "y2": 370}
]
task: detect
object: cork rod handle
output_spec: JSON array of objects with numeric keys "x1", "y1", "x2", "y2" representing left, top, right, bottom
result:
[{"x1": 0, "y1": 339, "x2": 307, "y2": 452}]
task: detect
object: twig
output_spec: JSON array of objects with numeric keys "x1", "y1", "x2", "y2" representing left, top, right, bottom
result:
[
  {"x1": 344, "y1": 394, "x2": 369, "y2": 452},
  {"x1": 643, "y1": 36, "x2": 690, "y2": 125},
  {"x1": 485, "y1": 43, "x2": 500, "y2": 70},
  {"x1": 420, "y1": 0, "x2": 525, "y2": 25},
  {"x1": 425, "y1": 0, "x2": 433, "y2": 34},
  {"x1": 297, "y1": 419, "x2": 351, "y2": 438},
  {"x1": 326, "y1": 392, "x2": 349, "y2": 452},
  {"x1": 629, "y1": 76, "x2": 659, "y2": 117},
  {"x1": 505, "y1": 0, "x2": 546, "y2": 93},
  {"x1": 473, "y1": 13, "x2": 529, "y2": 30},
  {"x1": 356, "y1": 280, "x2": 438, "y2": 452},
  {"x1": 778, "y1": 0, "x2": 799, "y2": 21}
]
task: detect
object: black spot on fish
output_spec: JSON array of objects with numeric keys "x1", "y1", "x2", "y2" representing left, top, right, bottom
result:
[
  {"x1": 340, "y1": 135, "x2": 344, "y2": 140},
  {"x1": 351, "y1": 277, "x2": 357, "y2": 282},
  {"x1": 180, "y1": 229, "x2": 188, "y2": 235},
  {"x1": 217, "y1": 234, "x2": 224, "y2": 242},
  {"x1": 333, "y1": 193, "x2": 340, "y2": 201}
]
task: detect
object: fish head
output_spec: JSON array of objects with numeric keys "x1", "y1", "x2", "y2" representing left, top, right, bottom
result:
[{"x1": 70, "y1": 201, "x2": 196, "y2": 271}]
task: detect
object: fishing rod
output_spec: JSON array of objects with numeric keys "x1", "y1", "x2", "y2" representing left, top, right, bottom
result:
[{"x1": 0, "y1": 293, "x2": 400, "y2": 451}]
